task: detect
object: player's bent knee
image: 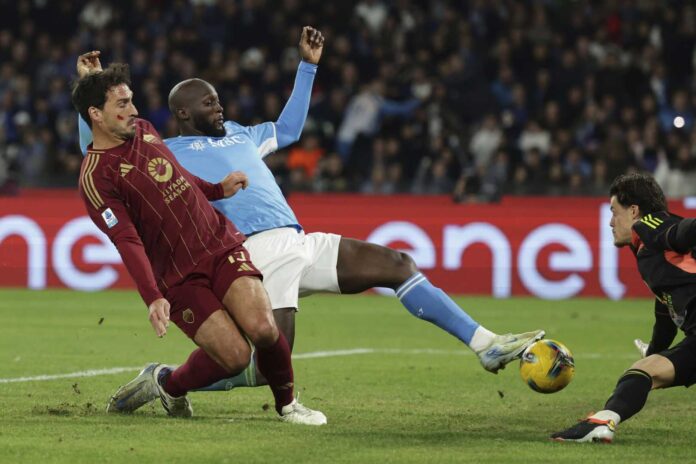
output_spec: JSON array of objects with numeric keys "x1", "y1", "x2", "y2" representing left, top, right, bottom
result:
[
  {"x1": 217, "y1": 340, "x2": 252, "y2": 373},
  {"x1": 632, "y1": 354, "x2": 663, "y2": 371},
  {"x1": 382, "y1": 249, "x2": 417, "y2": 282},
  {"x1": 396, "y1": 251, "x2": 418, "y2": 273},
  {"x1": 244, "y1": 318, "x2": 279, "y2": 347},
  {"x1": 631, "y1": 354, "x2": 675, "y2": 388}
]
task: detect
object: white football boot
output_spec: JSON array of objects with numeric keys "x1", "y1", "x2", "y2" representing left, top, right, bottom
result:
[
  {"x1": 279, "y1": 398, "x2": 327, "y2": 426},
  {"x1": 476, "y1": 330, "x2": 545, "y2": 373}
]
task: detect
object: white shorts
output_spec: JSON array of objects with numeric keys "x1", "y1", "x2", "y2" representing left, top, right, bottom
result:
[{"x1": 242, "y1": 227, "x2": 342, "y2": 310}]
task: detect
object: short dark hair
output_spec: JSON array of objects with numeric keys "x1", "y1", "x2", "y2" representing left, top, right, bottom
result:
[
  {"x1": 71, "y1": 63, "x2": 131, "y2": 128},
  {"x1": 609, "y1": 172, "x2": 667, "y2": 214}
]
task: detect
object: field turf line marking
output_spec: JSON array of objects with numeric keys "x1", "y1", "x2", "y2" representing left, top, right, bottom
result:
[
  {"x1": 0, "y1": 349, "x2": 464, "y2": 384},
  {"x1": 0, "y1": 348, "x2": 635, "y2": 384},
  {"x1": 0, "y1": 367, "x2": 142, "y2": 384},
  {"x1": 292, "y1": 348, "x2": 465, "y2": 359}
]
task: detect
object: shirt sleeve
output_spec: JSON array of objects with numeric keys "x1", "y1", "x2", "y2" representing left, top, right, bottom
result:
[
  {"x1": 79, "y1": 170, "x2": 163, "y2": 306},
  {"x1": 245, "y1": 122, "x2": 278, "y2": 158},
  {"x1": 273, "y1": 61, "x2": 317, "y2": 149},
  {"x1": 244, "y1": 60, "x2": 317, "y2": 158},
  {"x1": 188, "y1": 173, "x2": 224, "y2": 201},
  {"x1": 646, "y1": 299, "x2": 678, "y2": 356},
  {"x1": 665, "y1": 217, "x2": 696, "y2": 253},
  {"x1": 632, "y1": 211, "x2": 681, "y2": 251},
  {"x1": 78, "y1": 115, "x2": 93, "y2": 156}
]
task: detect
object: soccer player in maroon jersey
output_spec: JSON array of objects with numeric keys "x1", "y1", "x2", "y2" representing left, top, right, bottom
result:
[{"x1": 71, "y1": 64, "x2": 326, "y2": 425}]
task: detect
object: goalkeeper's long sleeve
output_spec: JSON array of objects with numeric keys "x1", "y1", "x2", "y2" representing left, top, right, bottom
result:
[
  {"x1": 665, "y1": 218, "x2": 696, "y2": 253},
  {"x1": 646, "y1": 300, "x2": 678, "y2": 356}
]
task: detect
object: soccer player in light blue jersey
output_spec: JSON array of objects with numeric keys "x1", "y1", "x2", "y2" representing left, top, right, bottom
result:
[{"x1": 77, "y1": 28, "x2": 544, "y2": 414}]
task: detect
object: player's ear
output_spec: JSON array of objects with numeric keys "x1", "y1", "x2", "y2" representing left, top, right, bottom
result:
[
  {"x1": 630, "y1": 204, "x2": 641, "y2": 219},
  {"x1": 176, "y1": 108, "x2": 189, "y2": 121},
  {"x1": 88, "y1": 106, "x2": 102, "y2": 124}
]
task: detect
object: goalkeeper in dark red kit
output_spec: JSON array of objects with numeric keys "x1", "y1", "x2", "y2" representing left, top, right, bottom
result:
[{"x1": 71, "y1": 63, "x2": 326, "y2": 425}]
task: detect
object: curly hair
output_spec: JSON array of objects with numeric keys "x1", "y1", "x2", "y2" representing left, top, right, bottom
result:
[{"x1": 71, "y1": 63, "x2": 132, "y2": 128}]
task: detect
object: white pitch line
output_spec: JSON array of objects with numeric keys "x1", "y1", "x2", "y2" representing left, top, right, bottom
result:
[
  {"x1": 292, "y1": 348, "x2": 377, "y2": 359},
  {"x1": 0, "y1": 366, "x2": 142, "y2": 384},
  {"x1": 0, "y1": 348, "x2": 639, "y2": 384},
  {"x1": 291, "y1": 348, "x2": 466, "y2": 359}
]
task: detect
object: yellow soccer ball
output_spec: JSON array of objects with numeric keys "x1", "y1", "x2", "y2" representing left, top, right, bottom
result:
[{"x1": 519, "y1": 339, "x2": 575, "y2": 393}]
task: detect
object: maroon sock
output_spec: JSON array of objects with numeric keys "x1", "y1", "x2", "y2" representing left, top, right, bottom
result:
[
  {"x1": 163, "y1": 348, "x2": 230, "y2": 398},
  {"x1": 256, "y1": 332, "x2": 294, "y2": 413}
]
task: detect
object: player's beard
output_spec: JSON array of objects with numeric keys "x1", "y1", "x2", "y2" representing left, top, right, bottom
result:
[
  {"x1": 193, "y1": 112, "x2": 225, "y2": 137},
  {"x1": 116, "y1": 126, "x2": 136, "y2": 140},
  {"x1": 103, "y1": 125, "x2": 136, "y2": 142},
  {"x1": 106, "y1": 118, "x2": 136, "y2": 141}
]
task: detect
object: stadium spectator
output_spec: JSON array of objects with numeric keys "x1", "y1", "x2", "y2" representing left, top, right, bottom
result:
[
  {"x1": 469, "y1": 114, "x2": 503, "y2": 169},
  {"x1": 313, "y1": 151, "x2": 348, "y2": 192},
  {"x1": 335, "y1": 79, "x2": 420, "y2": 160},
  {"x1": 2, "y1": 0, "x2": 696, "y2": 199},
  {"x1": 287, "y1": 132, "x2": 324, "y2": 179}
]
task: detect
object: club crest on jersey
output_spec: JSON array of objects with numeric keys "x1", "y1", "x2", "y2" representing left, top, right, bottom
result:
[
  {"x1": 148, "y1": 157, "x2": 173, "y2": 182},
  {"x1": 142, "y1": 133, "x2": 161, "y2": 144},
  {"x1": 101, "y1": 208, "x2": 118, "y2": 229},
  {"x1": 189, "y1": 140, "x2": 206, "y2": 151},
  {"x1": 182, "y1": 309, "x2": 195, "y2": 324}
]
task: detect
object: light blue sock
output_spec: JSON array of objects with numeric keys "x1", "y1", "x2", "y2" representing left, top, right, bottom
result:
[
  {"x1": 396, "y1": 273, "x2": 480, "y2": 345},
  {"x1": 193, "y1": 356, "x2": 257, "y2": 392}
]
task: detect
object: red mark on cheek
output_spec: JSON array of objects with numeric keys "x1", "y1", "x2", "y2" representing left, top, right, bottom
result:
[{"x1": 117, "y1": 115, "x2": 125, "y2": 120}]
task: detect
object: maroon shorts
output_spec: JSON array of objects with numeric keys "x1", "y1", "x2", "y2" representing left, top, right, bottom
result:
[{"x1": 167, "y1": 245, "x2": 262, "y2": 339}]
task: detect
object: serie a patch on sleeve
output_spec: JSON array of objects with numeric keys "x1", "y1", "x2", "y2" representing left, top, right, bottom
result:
[{"x1": 101, "y1": 208, "x2": 118, "y2": 229}]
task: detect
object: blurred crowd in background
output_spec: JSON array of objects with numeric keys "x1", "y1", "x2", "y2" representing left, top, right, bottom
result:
[{"x1": 1, "y1": 0, "x2": 696, "y2": 200}]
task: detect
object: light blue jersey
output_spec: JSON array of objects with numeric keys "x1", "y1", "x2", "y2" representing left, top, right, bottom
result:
[
  {"x1": 165, "y1": 121, "x2": 300, "y2": 235},
  {"x1": 78, "y1": 61, "x2": 317, "y2": 236}
]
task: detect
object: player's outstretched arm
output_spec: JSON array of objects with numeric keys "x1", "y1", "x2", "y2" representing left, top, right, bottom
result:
[
  {"x1": 78, "y1": 115, "x2": 92, "y2": 156},
  {"x1": 75, "y1": 51, "x2": 103, "y2": 155},
  {"x1": 76, "y1": 50, "x2": 103, "y2": 78},
  {"x1": 665, "y1": 217, "x2": 696, "y2": 252},
  {"x1": 256, "y1": 26, "x2": 323, "y2": 154},
  {"x1": 644, "y1": 299, "x2": 678, "y2": 356},
  {"x1": 161, "y1": 149, "x2": 229, "y2": 201},
  {"x1": 115, "y1": 235, "x2": 169, "y2": 336},
  {"x1": 78, "y1": 167, "x2": 166, "y2": 335},
  {"x1": 182, "y1": 170, "x2": 229, "y2": 201}
]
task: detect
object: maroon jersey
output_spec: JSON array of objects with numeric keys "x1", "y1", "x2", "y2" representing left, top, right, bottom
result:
[{"x1": 78, "y1": 119, "x2": 245, "y2": 305}]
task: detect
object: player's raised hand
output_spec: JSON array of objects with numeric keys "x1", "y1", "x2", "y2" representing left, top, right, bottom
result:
[
  {"x1": 148, "y1": 298, "x2": 171, "y2": 337},
  {"x1": 634, "y1": 338, "x2": 648, "y2": 358},
  {"x1": 220, "y1": 171, "x2": 249, "y2": 197},
  {"x1": 76, "y1": 50, "x2": 103, "y2": 78},
  {"x1": 299, "y1": 26, "x2": 324, "y2": 65}
]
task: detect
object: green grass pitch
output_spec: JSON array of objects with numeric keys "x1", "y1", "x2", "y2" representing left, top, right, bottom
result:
[{"x1": 0, "y1": 289, "x2": 693, "y2": 463}]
